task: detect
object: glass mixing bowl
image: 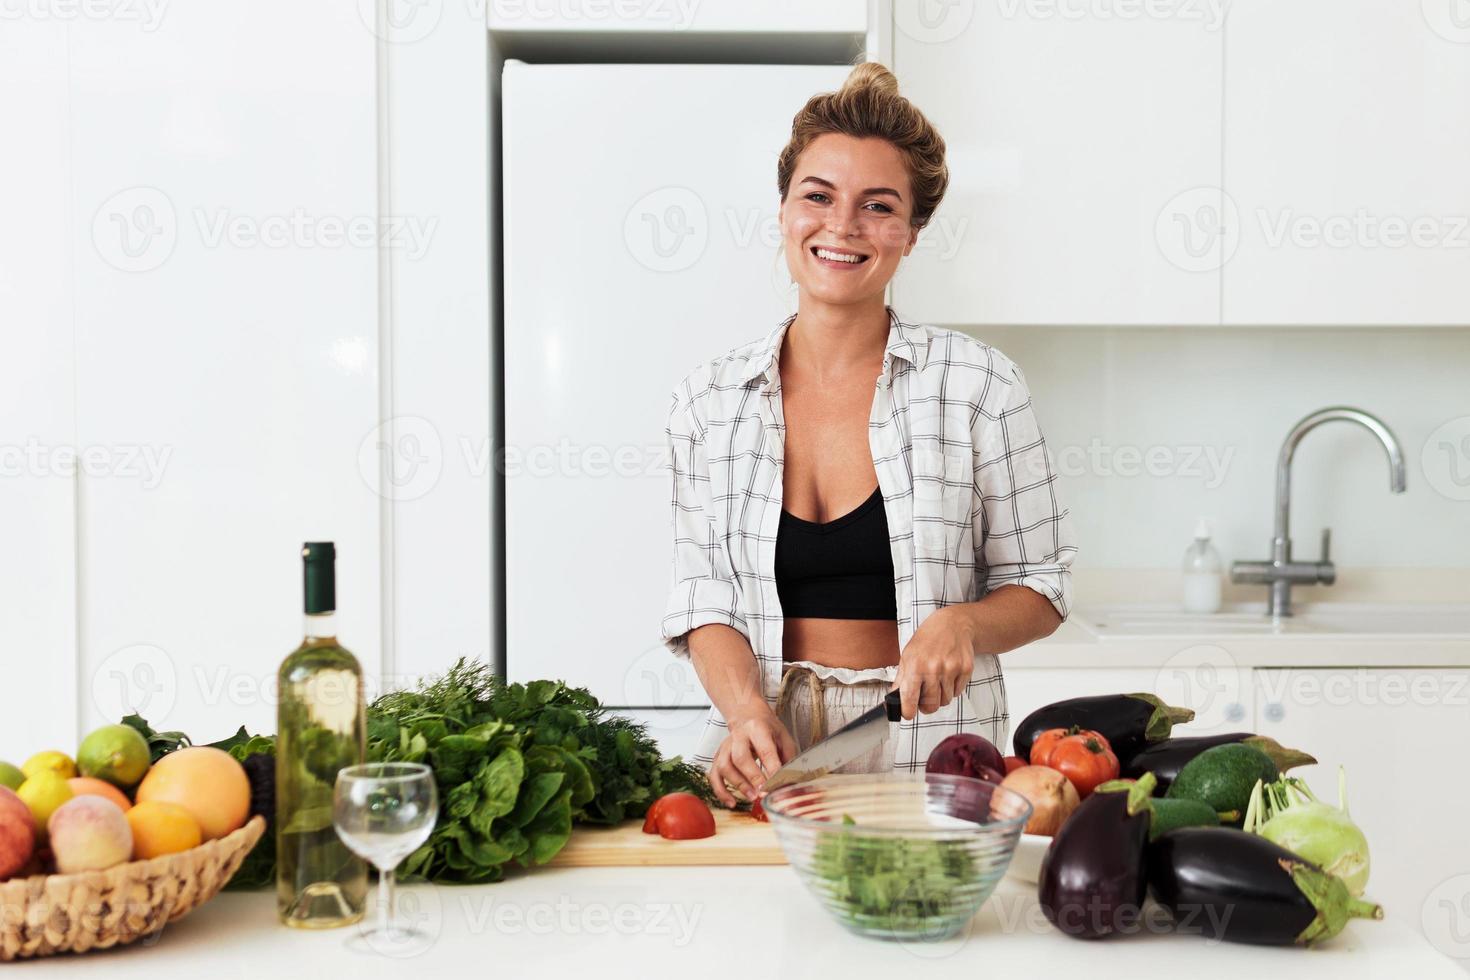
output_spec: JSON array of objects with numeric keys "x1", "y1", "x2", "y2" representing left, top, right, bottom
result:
[{"x1": 762, "y1": 772, "x2": 1032, "y2": 940}]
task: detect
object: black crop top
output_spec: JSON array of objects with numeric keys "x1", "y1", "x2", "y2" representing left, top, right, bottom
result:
[{"x1": 774, "y1": 486, "x2": 899, "y2": 620}]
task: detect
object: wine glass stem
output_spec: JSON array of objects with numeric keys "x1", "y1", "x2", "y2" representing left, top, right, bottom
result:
[{"x1": 378, "y1": 867, "x2": 395, "y2": 935}]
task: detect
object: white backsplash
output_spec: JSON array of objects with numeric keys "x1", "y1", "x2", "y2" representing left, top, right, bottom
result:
[{"x1": 966, "y1": 325, "x2": 1470, "y2": 572}]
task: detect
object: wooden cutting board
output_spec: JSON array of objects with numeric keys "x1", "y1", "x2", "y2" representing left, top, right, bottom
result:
[{"x1": 548, "y1": 809, "x2": 786, "y2": 866}]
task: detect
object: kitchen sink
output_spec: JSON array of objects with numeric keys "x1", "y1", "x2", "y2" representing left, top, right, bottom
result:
[{"x1": 1075, "y1": 602, "x2": 1470, "y2": 641}]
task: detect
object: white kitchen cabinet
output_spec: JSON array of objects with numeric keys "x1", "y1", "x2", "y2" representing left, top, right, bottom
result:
[
  {"x1": 891, "y1": 4, "x2": 1223, "y2": 325},
  {"x1": 1004, "y1": 659, "x2": 1252, "y2": 751},
  {"x1": 1253, "y1": 668, "x2": 1470, "y2": 930},
  {"x1": 612, "y1": 708, "x2": 711, "y2": 763},
  {"x1": 488, "y1": 0, "x2": 865, "y2": 34},
  {"x1": 1223, "y1": 0, "x2": 1470, "y2": 324},
  {"x1": 67, "y1": 6, "x2": 381, "y2": 740},
  {"x1": 502, "y1": 62, "x2": 851, "y2": 707}
]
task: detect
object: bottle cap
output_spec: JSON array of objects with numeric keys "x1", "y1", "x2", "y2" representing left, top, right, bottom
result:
[
  {"x1": 302, "y1": 541, "x2": 336, "y2": 614},
  {"x1": 1193, "y1": 518, "x2": 1211, "y2": 540},
  {"x1": 302, "y1": 542, "x2": 335, "y2": 563}
]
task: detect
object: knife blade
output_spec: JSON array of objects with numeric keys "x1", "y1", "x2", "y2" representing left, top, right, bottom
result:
[{"x1": 759, "y1": 689, "x2": 903, "y2": 795}]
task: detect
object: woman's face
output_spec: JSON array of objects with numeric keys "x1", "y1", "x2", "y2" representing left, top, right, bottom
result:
[{"x1": 779, "y1": 133, "x2": 919, "y2": 307}]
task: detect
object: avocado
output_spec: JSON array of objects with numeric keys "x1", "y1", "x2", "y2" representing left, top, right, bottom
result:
[
  {"x1": 1164, "y1": 743, "x2": 1279, "y2": 825},
  {"x1": 1146, "y1": 797, "x2": 1220, "y2": 839}
]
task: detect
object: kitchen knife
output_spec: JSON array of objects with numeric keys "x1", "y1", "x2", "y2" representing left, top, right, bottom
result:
[{"x1": 758, "y1": 689, "x2": 903, "y2": 795}]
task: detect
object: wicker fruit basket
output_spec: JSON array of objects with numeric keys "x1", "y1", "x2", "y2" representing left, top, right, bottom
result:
[{"x1": 0, "y1": 815, "x2": 265, "y2": 961}]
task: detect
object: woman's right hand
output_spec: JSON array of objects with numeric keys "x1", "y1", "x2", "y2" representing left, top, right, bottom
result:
[{"x1": 710, "y1": 710, "x2": 798, "y2": 808}]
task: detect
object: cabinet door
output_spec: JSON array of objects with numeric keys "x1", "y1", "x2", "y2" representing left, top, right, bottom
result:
[
  {"x1": 1006, "y1": 655, "x2": 1251, "y2": 742},
  {"x1": 1002, "y1": 664, "x2": 1244, "y2": 758},
  {"x1": 1253, "y1": 668, "x2": 1470, "y2": 925},
  {"x1": 612, "y1": 708, "x2": 710, "y2": 764},
  {"x1": 502, "y1": 64, "x2": 852, "y2": 707},
  {"x1": 1223, "y1": 0, "x2": 1470, "y2": 324},
  {"x1": 69, "y1": 8, "x2": 380, "y2": 740},
  {"x1": 892, "y1": 5, "x2": 1223, "y2": 325}
]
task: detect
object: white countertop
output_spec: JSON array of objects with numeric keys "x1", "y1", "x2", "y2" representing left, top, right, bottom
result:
[
  {"x1": 13, "y1": 868, "x2": 1462, "y2": 978},
  {"x1": 1015, "y1": 604, "x2": 1470, "y2": 669}
]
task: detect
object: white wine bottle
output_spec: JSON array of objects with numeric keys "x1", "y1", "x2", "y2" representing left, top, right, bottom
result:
[{"x1": 276, "y1": 541, "x2": 368, "y2": 928}]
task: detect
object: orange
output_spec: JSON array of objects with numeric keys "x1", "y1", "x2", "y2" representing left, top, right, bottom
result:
[
  {"x1": 67, "y1": 777, "x2": 133, "y2": 812},
  {"x1": 134, "y1": 747, "x2": 250, "y2": 841},
  {"x1": 126, "y1": 801, "x2": 202, "y2": 859}
]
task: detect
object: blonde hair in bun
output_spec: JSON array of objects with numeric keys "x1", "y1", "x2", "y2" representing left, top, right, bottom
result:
[{"x1": 776, "y1": 61, "x2": 949, "y2": 231}]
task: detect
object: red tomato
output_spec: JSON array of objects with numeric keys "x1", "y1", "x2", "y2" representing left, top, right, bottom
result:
[
  {"x1": 1002, "y1": 755, "x2": 1027, "y2": 775},
  {"x1": 641, "y1": 792, "x2": 716, "y2": 839},
  {"x1": 749, "y1": 798, "x2": 768, "y2": 822},
  {"x1": 1028, "y1": 727, "x2": 1120, "y2": 798}
]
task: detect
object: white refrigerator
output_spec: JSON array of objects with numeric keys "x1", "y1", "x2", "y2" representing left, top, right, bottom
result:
[{"x1": 502, "y1": 61, "x2": 850, "y2": 749}]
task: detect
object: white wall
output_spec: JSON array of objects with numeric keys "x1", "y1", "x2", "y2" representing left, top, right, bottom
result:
[
  {"x1": 0, "y1": 21, "x2": 79, "y2": 752},
  {"x1": 974, "y1": 325, "x2": 1470, "y2": 572},
  {"x1": 0, "y1": 5, "x2": 492, "y2": 752}
]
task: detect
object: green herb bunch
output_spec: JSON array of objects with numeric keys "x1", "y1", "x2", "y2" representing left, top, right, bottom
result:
[{"x1": 122, "y1": 658, "x2": 711, "y2": 888}]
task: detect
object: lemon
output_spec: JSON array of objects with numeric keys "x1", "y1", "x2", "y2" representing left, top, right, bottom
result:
[
  {"x1": 17, "y1": 771, "x2": 74, "y2": 836},
  {"x1": 22, "y1": 750, "x2": 77, "y2": 781},
  {"x1": 77, "y1": 724, "x2": 151, "y2": 789},
  {"x1": 0, "y1": 761, "x2": 23, "y2": 791},
  {"x1": 127, "y1": 801, "x2": 202, "y2": 859}
]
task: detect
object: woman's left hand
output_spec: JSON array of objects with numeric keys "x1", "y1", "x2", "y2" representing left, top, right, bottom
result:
[{"x1": 894, "y1": 605, "x2": 975, "y2": 720}]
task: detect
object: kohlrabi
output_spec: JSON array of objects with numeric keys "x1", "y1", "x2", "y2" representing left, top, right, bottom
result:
[{"x1": 1243, "y1": 767, "x2": 1371, "y2": 897}]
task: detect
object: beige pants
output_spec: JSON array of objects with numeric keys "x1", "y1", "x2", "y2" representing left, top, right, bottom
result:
[{"x1": 773, "y1": 659, "x2": 898, "y2": 774}]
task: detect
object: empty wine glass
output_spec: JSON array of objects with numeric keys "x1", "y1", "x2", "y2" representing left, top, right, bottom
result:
[{"x1": 333, "y1": 762, "x2": 438, "y2": 954}]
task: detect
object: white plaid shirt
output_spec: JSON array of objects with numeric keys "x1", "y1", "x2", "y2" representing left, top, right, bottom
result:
[{"x1": 660, "y1": 306, "x2": 1076, "y2": 771}]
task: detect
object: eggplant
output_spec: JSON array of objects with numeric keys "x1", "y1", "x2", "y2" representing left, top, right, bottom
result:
[
  {"x1": 1038, "y1": 772, "x2": 1155, "y2": 939},
  {"x1": 1121, "y1": 734, "x2": 1317, "y2": 790},
  {"x1": 1012, "y1": 693, "x2": 1194, "y2": 761},
  {"x1": 1148, "y1": 827, "x2": 1382, "y2": 946}
]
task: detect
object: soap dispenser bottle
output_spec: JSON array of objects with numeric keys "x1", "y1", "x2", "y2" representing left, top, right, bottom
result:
[{"x1": 1182, "y1": 518, "x2": 1223, "y2": 613}]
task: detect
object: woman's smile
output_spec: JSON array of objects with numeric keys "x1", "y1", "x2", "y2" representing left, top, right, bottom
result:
[{"x1": 809, "y1": 244, "x2": 871, "y2": 269}]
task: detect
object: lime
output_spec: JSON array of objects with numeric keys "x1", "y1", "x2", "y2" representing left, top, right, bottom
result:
[
  {"x1": 0, "y1": 761, "x2": 23, "y2": 791},
  {"x1": 17, "y1": 771, "x2": 74, "y2": 836},
  {"x1": 22, "y1": 750, "x2": 77, "y2": 781},
  {"x1": 77, "y1": 724, "x2": 151, "y2": 789}
]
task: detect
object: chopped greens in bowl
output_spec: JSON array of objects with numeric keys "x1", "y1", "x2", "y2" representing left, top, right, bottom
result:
[{"x1": 764, "y1": 773, "x2": 1031, "y2": 940}]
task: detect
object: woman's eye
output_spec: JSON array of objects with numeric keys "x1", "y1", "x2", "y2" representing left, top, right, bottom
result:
[{"x1": 802, "y1": 192, "x2": 893, "y2": 214}]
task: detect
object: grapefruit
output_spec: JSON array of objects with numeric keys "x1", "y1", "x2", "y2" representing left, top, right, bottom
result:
[{"x1": 135, "y1": 747, "x2": 250, "y2": 841}]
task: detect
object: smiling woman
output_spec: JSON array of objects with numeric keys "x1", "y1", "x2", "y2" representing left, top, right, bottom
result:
[{"x1": 660, "y1": 62, "x2": 1077, "y2": 807}]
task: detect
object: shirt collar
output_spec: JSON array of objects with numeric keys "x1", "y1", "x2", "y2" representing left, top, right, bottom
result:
[{"x1": 737, "y1": 306, "x2": 929, "y2": 388}]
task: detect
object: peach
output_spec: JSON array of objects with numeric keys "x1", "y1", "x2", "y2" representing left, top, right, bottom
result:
[
  {"x1": 47, "y1": 795, "x2": 133, "y2": 873},
  {"x1": 0, "y1": 786, "x2": 36, "y2": 879}
]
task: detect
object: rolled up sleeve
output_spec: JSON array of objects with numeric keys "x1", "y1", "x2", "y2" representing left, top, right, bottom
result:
[
  {"x1": 659, "y1": 381, "x2": 749, "y2": 659},
  {"x1": 973, "y1": 362, "x2": 1077, "y2": 622}
]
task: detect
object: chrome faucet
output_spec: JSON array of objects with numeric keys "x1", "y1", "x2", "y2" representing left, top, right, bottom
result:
[{"x1": 1231, "y1": 407, "x2": 1407, "y2": 618}]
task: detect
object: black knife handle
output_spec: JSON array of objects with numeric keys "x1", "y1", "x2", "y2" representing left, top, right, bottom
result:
[{"x1": 883, "y1": 688, "x2": 903, "y2": 722}]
